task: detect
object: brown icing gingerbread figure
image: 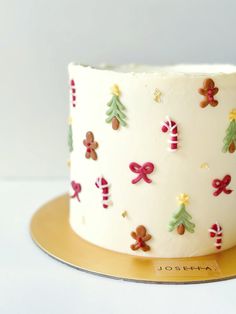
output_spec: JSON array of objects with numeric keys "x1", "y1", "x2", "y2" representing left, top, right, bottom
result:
[
  {"x1": 130, "y1": 225, "x2": 152, "y2": 252},
  {"x1": 83, "y1": 131, "x2": 98, "y2": 160},
  {"x1": 198, "y1": 78, "x2": 219, "y2": 108}
]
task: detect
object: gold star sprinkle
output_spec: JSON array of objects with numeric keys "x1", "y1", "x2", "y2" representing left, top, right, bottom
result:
[
  {"x1": 154, "y1": 89, "x2": 162, "y2": 103},
  {"x1": 200, "y1": 162, "x2": 209, "y2": 169},
  {"x1": 177, "y1": 193, "x2": 189, "y2": 206},
  {"x1": 67, "y1": 160, "x2": 71, "y2": 168},
  {"x1": 121, "y1": 210, "x2": 128, "y2": 218},
  {"x1": 111, "y1": 84, "x2": 121, "y2": 97},
  {"x1": 68, "y1": 116, "x2": 73, "y2": 125},
  {"x1": 229, "y1": 109, "x2": 236, "y2": 121}
]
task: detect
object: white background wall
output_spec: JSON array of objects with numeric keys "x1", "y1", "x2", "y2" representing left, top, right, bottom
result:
[{"x1": 1, "y1": 0, "x2": 236, "y2": 179}]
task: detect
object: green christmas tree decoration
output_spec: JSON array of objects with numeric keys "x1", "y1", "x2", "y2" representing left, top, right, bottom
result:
[
  {"x1": 222, "y1": 109, "x2": 236, "y2": 154},
  {"x1": 68, "y1": 123, "x2": 73, "y2": 153},
  {"x1": 169, "y1": 194, "x2": 195, "y2": 235},
  {"x1": 105, "y1": 84, "x2": 127, "y2": 130}
]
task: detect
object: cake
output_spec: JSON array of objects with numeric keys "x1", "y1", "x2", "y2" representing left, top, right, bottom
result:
[{"x1": 68, "y1": 63, "x2": 236, "y2": 258}]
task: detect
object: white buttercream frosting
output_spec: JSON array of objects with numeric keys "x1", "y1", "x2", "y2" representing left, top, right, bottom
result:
[{"x1": 69, "y1": 63, "x2": 236, "y2": 257}]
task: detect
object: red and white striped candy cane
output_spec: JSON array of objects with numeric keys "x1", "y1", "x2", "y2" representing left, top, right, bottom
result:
[
  {"x1": 70, "y1": 79, "x2": 77, "y2": 107},
  {"x1": 95, "y1": 177, "x2": 110, "y2": 208},
  {"x1": 161, "y1": 116, "x2": 178, "y2": 151},
  {"x1": 208, "y1": 223, "x2": 223, "y2": 250}
]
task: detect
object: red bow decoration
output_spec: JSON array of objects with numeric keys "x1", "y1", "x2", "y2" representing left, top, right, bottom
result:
[
  {"x1": 71, "y1": 180, "x2": 82, "y2": 202},
  {"x1": 212, "y1": 175, "x2": 233, "y2": 196},
  {"x1": 129, "y1": 162, "x2": 155, "y2": 184}
]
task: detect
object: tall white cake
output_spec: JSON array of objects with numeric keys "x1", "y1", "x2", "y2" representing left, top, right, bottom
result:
[{"x1": 68, "y1": 64, "x2": 236, "y2": 258}]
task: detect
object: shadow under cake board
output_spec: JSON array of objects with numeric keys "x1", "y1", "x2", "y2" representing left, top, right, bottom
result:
[{"x1": 30, "y1": 194, "x2": 236, "y2": 284}]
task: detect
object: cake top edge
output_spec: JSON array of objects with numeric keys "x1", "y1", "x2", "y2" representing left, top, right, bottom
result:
[{"x1": 68, "y1": 63, "x2": 236, "y2": 76}]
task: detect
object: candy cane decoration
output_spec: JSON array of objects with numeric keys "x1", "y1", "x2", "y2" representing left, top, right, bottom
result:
[
  {"x1": 208, "y1": 223, "x2": 223, "y2": 250},
  {"x1": 161, "y1": 116, "x2": 178, "y2": 151},
  {"x1": 95, "y1": 177, "x2": 111, "y2": 208},
  {"x1": 70, "y1": 79, "x2": 77, "y2": 107}
]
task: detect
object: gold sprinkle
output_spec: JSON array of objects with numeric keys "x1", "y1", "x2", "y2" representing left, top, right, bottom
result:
[
  {"x1": 121, "y1": 210, "x2": 127, "y2": 218},
  {"x1": 68, "y1": 116, "x2": 73, "y2": 125},
  {"x1": 200, "y1": 162, "x2": 209, "y2": 169},
  {"x1": 67, "y1": 160, "x2": 71, "y2": 168},
  {"x1": 154, "y1": 89, "x2": 162, "y2": 103}
]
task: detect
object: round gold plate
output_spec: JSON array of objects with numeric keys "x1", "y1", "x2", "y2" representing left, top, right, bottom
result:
[{"x1": 30, "y1": 194, "x2": 236, "y2": 284}]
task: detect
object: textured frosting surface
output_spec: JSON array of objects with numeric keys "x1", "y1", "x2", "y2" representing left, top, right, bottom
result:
[{"x1": 69, "y1": 63, "x2": 236, "y2": 257}]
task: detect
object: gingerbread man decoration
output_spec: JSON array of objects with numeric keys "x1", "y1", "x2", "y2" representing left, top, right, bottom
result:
[
  {"x1": 130, "y1": 225, "x2": 152, "y2": 252},
  {"x1": 83, "y1": 131, "x2": 98, "y2": 160},
  {"x1": 198, "y1": 78, "x2": 219, "y2": 108}
]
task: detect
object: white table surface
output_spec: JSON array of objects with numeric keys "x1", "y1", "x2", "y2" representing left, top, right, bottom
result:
[{"x1": 1, "y1": 179, "x2": 235, "y2": 314}]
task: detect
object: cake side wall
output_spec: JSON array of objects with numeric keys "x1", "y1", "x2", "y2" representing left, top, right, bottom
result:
[{"x1": 68, "y1": 65, "x2": 236, "y2": 257}]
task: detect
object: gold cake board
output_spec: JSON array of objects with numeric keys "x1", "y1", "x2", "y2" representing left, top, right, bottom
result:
[{"x1": 30, "y1": 194, "x2": 236, "y2": 284}]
